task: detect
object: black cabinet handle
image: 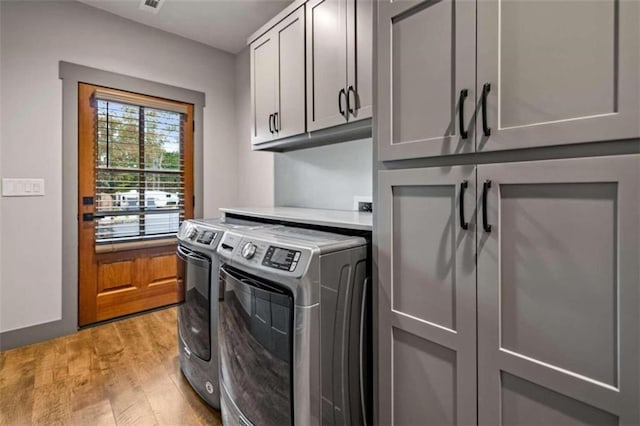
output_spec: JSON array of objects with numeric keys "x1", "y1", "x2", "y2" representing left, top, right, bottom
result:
[
  {"x1": 458, "y1": 89, "x2": 469, "y2": 139},
  {"x1": 482, "y1": 83, "x2": 491, "y2": 137},
  {"x1": 338, "y1": 88, "x2": 346, "y2": 116},
  {"x1": 273, "y1": 112, "x2": 279, "y2": 132},
  {"x1": 459, "y1": 180, "x2": 469, "y2": 230},
  {"x1": 482, "y1": 180, "x2": 492, "y2": 232},
  {"x1": 268, "y1": 113, "x2": 274, "y2": 134},
  {"x1": 347, "y1": 85, "x2": 356, "y2": 115}
]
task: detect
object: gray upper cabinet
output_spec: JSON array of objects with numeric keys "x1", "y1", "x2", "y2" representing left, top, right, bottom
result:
[
  {"x1": 377, "y1": 165, "x2": 477, "y2": 426},
  {"x1": 377, "y1": 0, "x2": 476, "y2": 161},
  {"x1": 251, "y1": 31, "x2": 277, "y2": 145},
  {"x1": 476, "y1": 0, "x2": 640, "y2": 152},
  {"x1": 275, "y1": 7, "x2": 306, "y2": 140},
  {"x1": 477, "y1": 155, "x2": 639, "y2": 425},
  {"x1": 377, "y1": 0, "x2": 640, "y2": 161},
  {"x1": 307, "y1": 0, "x2": 372, "y2": 132},
  {"x1": 251, "y1": 6, "x2": 306, "y2": 146},
  {"x1": 346, "y1": 0, "x2": 372, "y2": 123}
]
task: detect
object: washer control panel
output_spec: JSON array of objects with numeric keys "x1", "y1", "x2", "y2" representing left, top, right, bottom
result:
[
  {"x1": 178, "y1": 221, "x2": 220, "y2": 248},
  {"x1": 195, "y1": 230, "x2": 217, "y2": 245},
  {"x1": 262, "y1": 246, "x2": 301, "y2": 272},
  {"x1": 217, "y1": 231, "x2": 311, "y2": 277}
]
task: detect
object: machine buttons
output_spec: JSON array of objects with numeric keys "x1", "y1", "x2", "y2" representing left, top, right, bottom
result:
[
  {"x1": 241, "y1": 242, "x2": 257, "y2": 259},
  {"x1": 293, "y1": 252, "x2": 301, "y2": 261},
  {"x1": 289, "y1": 261, "x2": 298, "y2": 272}
]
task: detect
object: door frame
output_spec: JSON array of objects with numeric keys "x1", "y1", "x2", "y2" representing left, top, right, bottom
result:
[{"x1": 53, "y1": 62, "x2": 205, "y2": 338}]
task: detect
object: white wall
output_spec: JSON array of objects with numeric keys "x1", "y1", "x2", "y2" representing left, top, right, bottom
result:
[
  {"x1": 0, "y1": 1, "x2": 238, "y2": 332},
  {"x1": 234, "y1": 48, "x2": 274, "y2": 207},
  {"x1": 274, "y1": 138, "x2": 372, "y2": 210}
]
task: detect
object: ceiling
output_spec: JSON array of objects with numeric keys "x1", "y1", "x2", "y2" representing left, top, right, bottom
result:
[{"x1": 76, "y1": 0, "x2": 293, "y2": 54}]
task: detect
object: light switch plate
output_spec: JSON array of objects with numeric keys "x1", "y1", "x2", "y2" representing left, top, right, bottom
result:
[{"x1": 2, "y1": 178, "x2": 46, "y2": 196}]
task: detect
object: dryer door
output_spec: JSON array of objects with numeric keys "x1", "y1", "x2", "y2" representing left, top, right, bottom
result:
[
  {"x1": 177, "y1": 244, "x2": 212, "y2": 361},
  {"x1": 219, "y1": 264, "x2": 294, "y2": 426}
]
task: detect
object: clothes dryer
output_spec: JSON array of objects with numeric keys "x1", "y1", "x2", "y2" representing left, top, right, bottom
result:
[{"x1": 176, "y1": 218, "x2": 276, "y2": 408}]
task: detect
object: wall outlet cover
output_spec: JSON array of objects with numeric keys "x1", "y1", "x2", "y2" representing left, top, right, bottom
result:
[
  {"x1": 358, "y1": 201, "x2": 373, "y2": 212},
  {"x1": 353, "y1": 195, "x2": 372, "y2": 211}
]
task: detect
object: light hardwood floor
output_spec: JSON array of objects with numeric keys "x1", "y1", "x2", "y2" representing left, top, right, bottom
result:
[{"x1": 0, "y1": 307, "x2": 222, "y2": 426}]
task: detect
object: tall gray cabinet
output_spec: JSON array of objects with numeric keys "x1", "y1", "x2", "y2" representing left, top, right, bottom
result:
[{"x1": 375, "y1": 0, "x2": 640, "y2": 425}]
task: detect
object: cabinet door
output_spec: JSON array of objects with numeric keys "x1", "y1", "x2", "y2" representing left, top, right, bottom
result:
[
  {"x1": 476, "y1": 0, "x2": 640, "y2": 152},
  {"x1": 345, "y1": 0, "x2": 372, "y2": 122},
  {"x1": 477, "y1": 155, "x2": 640, "y2": 425},
  {"x1": 275, "y1": 6, "x2": 306, "y2": 139},
  {"x1": 377, "y1": 0, "x2": 476, "y2": 161},
  {"x1": 251, "y1": 32, "x2": 277, "y2": 145},
  {"x1": 378, "y1": 166, "x2": 477, "y2": 425},
  {"x1": 306, "y1": 0, "x2": 348, "y2": 132}
]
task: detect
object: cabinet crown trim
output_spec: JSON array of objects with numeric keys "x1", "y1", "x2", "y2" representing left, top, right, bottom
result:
[{"x1": 247, "y1": 0, "x2": 307, "y2": 46}]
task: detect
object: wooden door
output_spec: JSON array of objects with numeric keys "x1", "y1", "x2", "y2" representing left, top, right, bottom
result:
[
  {"x1": 306, "y1": 0, "x2": 349, "y2": 131},
  {"x1": 250, "y1": 31, "x2": 278, "y2": 145},
  {"x1": 345, "y1": 0, "x2": 372, "y2": 123},
  {"x1": 477, "y1": 155, "x2": 640, "y2": 424},
  {"x1": 378, "y1": 165, "x2": 477, "y2": 425},
  {"x1": 78, "y1": 83, "x2": 193, "y2": 326},
  {"x1": 275, "y1": 6, "x2": 306, "y2": 139},
  {"x1": 476, "y1": 0, "x2": 640, "y2": 152},
  {"x1": 377, "y1": 0, "x2": 476, "y2": 161}
]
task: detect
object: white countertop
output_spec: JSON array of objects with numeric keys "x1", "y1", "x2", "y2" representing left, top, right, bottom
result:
[{"x1": 220, "y1": 206, "x2": 372, "y2": 231}]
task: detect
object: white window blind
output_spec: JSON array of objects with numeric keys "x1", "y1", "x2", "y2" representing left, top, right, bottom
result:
[{"x1": 93, "y1": 95, "x2": 187, "y2": 244}]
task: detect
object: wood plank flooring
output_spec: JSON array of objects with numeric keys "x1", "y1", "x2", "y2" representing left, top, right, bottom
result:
[{"x1": 0, "y1": 307, "x2": 222, "y2": 426}]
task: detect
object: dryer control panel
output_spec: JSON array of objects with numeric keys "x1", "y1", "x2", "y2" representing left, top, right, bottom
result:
[
  {"x1": 177, "y1": 221, "x2": 220, "y2": 249},
  {"x1": 262, "y1": 246, "x2": 301, "y2": 272},
  {"x1": 217, "y1": 231, "x2": 312, "y2": 278}
]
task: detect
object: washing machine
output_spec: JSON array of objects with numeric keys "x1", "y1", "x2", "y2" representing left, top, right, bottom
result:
[
  {"x1": 216, "y1": 225, "x2": 371, "y2": 425},
  {"x1": 176, "y1": 217, "x2": 277, "y2": 409}
]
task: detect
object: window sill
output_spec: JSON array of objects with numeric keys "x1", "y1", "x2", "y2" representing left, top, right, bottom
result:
[{"x1": 95, "y1": 237, "x2": 177, "y2": 254}]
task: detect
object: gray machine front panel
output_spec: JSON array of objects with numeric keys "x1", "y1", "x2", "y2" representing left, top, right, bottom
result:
[{"x1": 177, "y1": 246, "x2": 222, "y2": 409}]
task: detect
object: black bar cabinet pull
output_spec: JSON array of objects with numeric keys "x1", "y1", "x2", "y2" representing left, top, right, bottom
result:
[
  {"x1": 347, "y1": 85, "x2": 356, "y2": 114},
  {"x1": 482, "y1": 83, "x2": 491, "y2": 137},
  {"x1": 458, "y1": 89, "x2": 469, "y2": 139},
  {"x1": 459, "y1": 180, "x2": 469, "y2": 230},
  {"x1": 273, "y1": 112, "x2": 279, "y2": 132},
  {"x1": 482, "y1": 180, "x2": 492, "y2": 232},
  {"x1": 338, "y1": 88, "x2": 346, "y2": 116},
  {"x1": 268, "y1": 113, "x2": 274, "y2": 134}
]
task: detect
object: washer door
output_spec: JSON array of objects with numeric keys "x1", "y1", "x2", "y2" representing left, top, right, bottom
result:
[
  {"x1": 219, "y1": 264, "x2": 293, "y2": 426},
  {"x1": 177, "y1": 244, "x2": 212, "y2": 361}
]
